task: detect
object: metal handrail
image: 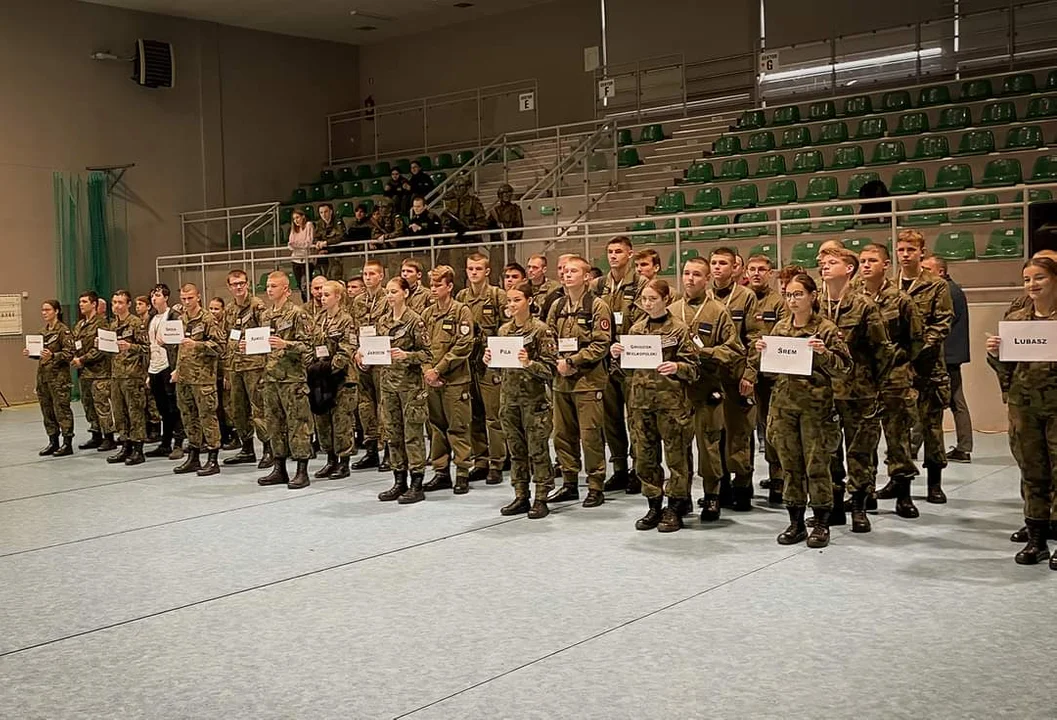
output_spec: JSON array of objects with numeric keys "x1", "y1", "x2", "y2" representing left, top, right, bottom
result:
[
  {"x1": 237, "y1": 202, "x2": 281, "y2": 252},
  {"x1": 520, "y1": 122, "x2": 615, "y2": 202},
  {"x1": 423, "y1": 132, "x2": 508, "y2": 210}
]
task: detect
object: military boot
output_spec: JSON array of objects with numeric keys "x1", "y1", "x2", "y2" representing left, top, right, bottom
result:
[
  {"x1": 39, "y1": 435, "x2": 59, "y2": 456},
  {"x1": 146, "y1": 441, "x2": 173, "y2": 458},
  {"x1": 224, "y1": 438, "x2": 257, "y2": 465},
  {"x1": 767, "y1": 478, "x2": 784, "y2": 505},
  {"x1": 547, "y1": 475, "x2": 580, "y2": 503},
  {"x1": 329, "y1": 456, "x2": 351, "y2": 479},
  {"x1": 79, "y1": 431, "x2": 103, "y2": 450},
  {"x1": 700, "y1": 494, "x2": 721, "y2": 522},
  {"x1": 486, "y1": 469, "x2": 503, "y2": 485},
  {"x1": 635, "y1": 496, "x2": 664, "y2": 530},
  {"x1": 625, "y1": 470, "x2": 641, "y2": 495},
  {"x1": 1010, "y1": 526, "x2": 1029, "y2": 543},
  {"x1": 759, "y1": 477, "x2": 771, "y2": 490},
  {"x1": 288, "y1": 459, "x2": 310, "y2": 489},
  {"x1": 97, "y1": 433, "x2": 117, "y2": 452},
  {"x1": 658, "y1": 499, "x2": 684, "y2": 533},
  {"x1": 453, "y1": 473, "x2": 470, "y2": 495},
  {"x1": 257, "y1": 441, "x2": 274, "y2": 470},
  {"x1": 468, "y1": 466, "x2": 489, "y2": 483},
  {"x1": 197, "y1": 449, "x2": 220, "y2": 477},
  {"x1": 732, "y1": 483, "x2": 754, "y2": 512},
  {"x1": 806, "y1": 508, "x2": 831, "y2": 548},
  {"x1": 107, "y1": 441, "x2": 132, "y2": 464},
  {"x1": 258, "y1": 457, "x2": 288, "y2": 486},
  {"x1": 54, "y1": 434, "x2": 74, "y2": 457},
  {"x1": 582, "y1": 488, "x2": 605, "y2": 508},
  {"x1": 146, "y1": 423, "x2": 161, "y2": 444},
  {"x1": 875, "y1": 478, "x2": 897, "y2": 500},
  {"x1": 173, "y1": 447, "x2": 201, "y2": 474},
  {"x1": 378, "y1": 443, "x2": 392, "y2": 472},
  {"x1": 398, "y1": 471, "x2": 425, "y2": 504},
  {"x1": 528, "y1": 491, "x2": 550, "y2": 519},
  {"x1": 603, "y1": 468, "x2": 629, "y2": 492},
  {"x1": 777, "y1": 506, "x2": 808, "y2": 545},
  {"x1": 314, "y1": 453, "x2": 338, "y2": 479},
  {"x1": 222, "y1": 436, "x2": 241, "y2": 452},
  {"x1": 850, "y1": 491, "x2": 871, "y2": 533},
  {"x1": 125, "y1": 442, "x2": 146, "y2": 467},
  {"x1": 718, "y1": 475, "x2": 734, "y2": 509},
  {"x1": 424, "y1": 467, "x2": 453, "y2": 492},
  {"x1": 350, "y1": 440, "x2": 378, "y2": 470},
  {"x1": 1014, "y1": 520, "x2": 1050, "y2": 565},
  {"x1": 501, "y1": 484, "x2": 531, "y2": 516},
  {"x1": 894, "y1": 476, "x2": 920, "y2": 519},
  {"x1": 827, "y1": 484, "x2": 847, "y2": 526},
  {"x1": 926, "y1": 466, "x2": 947, "y2": 504}
]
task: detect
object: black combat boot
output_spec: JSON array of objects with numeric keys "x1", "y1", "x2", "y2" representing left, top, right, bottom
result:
[
  {"x1": 1015, "y1": 519, "x2": 1050, "y2": 565},
  {"x1": 453, "y1": 473, "x2": 470, "y2": 495},
  {"x1": 501, "y1": 484, "x2": 531, "y2": 516},
  {"x1": 625, "y1": 469, "x2": 641, "y2": 495},
  {"x1": 377, "y1": 471, "x2": 406, "y2": 501},
  {"x1": 97, "y1": 433, "x2": 117, "y2": 452},
  {"x1": 604, "y1": 468, "x2": 629, "y2": 492},
  {"x1": 759, "y1": 478, "x2": 771, "y2": 489},
  {"x1": 827, "y1": 484, "x2": 847, "y2": 526},
  {"x1": 107, "y1": 441, "x2": 132, "y2": 464},
  {"x1": 767, "y1": 478, "x2": 784, "y2": 505},
  {"x1": 39, "y1": 435, "x2": 59, "y2": 456},
  {"x1": 718, "y1": 475, "x2": 734, "y2": 509},
  {"x1": 528, "y1": 490, "x2": 550, "y2": 519},
  {"x1": 54, "y1": 434, "x2": 74, "y2": 457},
  {"x1": 197, "y1": 449, "x2": 220, "y2": 477},
  {"x1": 173, "y1": 447, "x2": 201, "y2": 475},
  {"x1": 146, "y1": 422, "x2": 161, "y2": 444},
  {"x1": 582, "y1": 488, "x2": 605, "y2": 508},
  {"x1": 224, "y1": 438, "x2": 257, "y2": 465},
  {"x1": 329, "y1": 456, "x2": 351, "y2": 479},
  {"x1": 378, "y1": 443, "x2": 392, "y2": 472},
  {"x1": 350, "y1": 440, "x2": 378, "y2": 470},
  {"x1": 658, "y1": 499, "x2": 684, "y2": 533},
  {"x1": 257, "y1": 441, "x2": 274, "y2": 470},
  {"x1": 79, "y1": 431, "x2": 103, "y2": 450},
  {"x1": 398, "y1": 471, "x2": 425, "y2": 504},
  {"x1": 288, "y1": 459, "x2": 310, "y2": 489},
  {"x1": 424, "y1": 468, "x2": 453, "y2": 492},
  {"x1": 850, "y1": 491, "x2": 871, "y2": 533},
  {"x1": 875, "y1": 478, "x2": 897, "y2": 500},
  {"x1": 486, "y1": 469, "x2": 503, "y2": 485},
  {"x1": 258, "y1": 457, "x2": 289, "y2": 486},
  {"x1": 1011, "y1": 526, "x2": 1029, "y2": 543},
  {"x1": 547, "y1": 476, "x2": 580, "y2": 503},
  {"x1": 468, "y1": 466, "x2": 489, "y2": 483},
  {"x1": 125, "y1": 442, "x2": 145, "y2": 467},
  {"x1": 314, "y1": 453, "x2": 338, "y2": 479},
  {"x1": 145, "y1": 441, "x2": 172, "y2": 458},
  {"x1": 807, "y1": 508, "x2": 831, "y2": 548},
  {"x1": 635, "y1": 496, "x2": 664, "y2": 530},
  {"x1": 926, "y1": 466, "x2": 947, "y2": 504},
  {"x1": 777, "y1": 506, "x2": 808, "y2": 545},
  {"x1": 894, "y1": 476, "x2": 920, "y2": 519},
  {"x1": 222, "y1": 435, "x2": 241, "y2": 452},
  {"x1": 732, "y1": 484, "x2": 754, "y2": 512},
  {"x1": 699, "y1": 494, "x2": 721, "y2": 522}
]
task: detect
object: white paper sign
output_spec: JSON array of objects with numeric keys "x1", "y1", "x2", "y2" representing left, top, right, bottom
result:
[
  {"x1": 760, "y1": 335, "x2": 813, "y2": 376},
  {"x1": 360, "y1": 325, "x2": 377, "y2": 338},
  {"x1": 614, "y1": 311, "x2": 624, "y2": 327},
  {"x1": 488, "y1": 336, "x2": 524, "y2": 368},
  {"x1": 558, "y1": 337, "x2": 578, "y2": 353},
  {"x1": 162, "y1": 320, "x2": 184, "y2": 345},
  {"x1": 759, "y1": 50, "x2": 780, "y2": 74},
  {"x1": 25, "y1": 334, "x2": 43, "y2": 357},
  {"x1": 229, "y1": 328, "x2": 242, "y2": 341},
  {"x1": 999, "y1": 321, "x2": 1057, "y2": 362},
  {"x1": 360, "y1": 335, "x2": 392, "y2": 365},
  {"x1": 518, "y1": 91, "x2": 535, "y2": 112},
  {"x1": 315, "y1": 345, "x2": 330, "y2": 358},
  {"x1": 97, "y1": 328, "x2": 119, "y2": 354},
  {"x1": 598, "y1": 78, "x2": 616, "y2": 100},
  {"x1": 75, "y1": 339, "x2": 83, "y2": 351},
  {"x1": 245, "y1": 326, "x2": 271, "y2": 355},
  {"x1": 619, "y1": 334, "x2": 663, "y2": 370}
]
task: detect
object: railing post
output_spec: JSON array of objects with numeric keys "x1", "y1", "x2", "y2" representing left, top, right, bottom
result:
[
  {"x1": 1008, "y1": 4, "x2": 1016, "y2": 67},
  {"x1": 502, "y1": 229, "x2": 510, "y2": 268},
  {"x1": 674, "y1": 221, "x2": 682, "y2": 292},
  {"x1": 830, "y1": 37, "x2": 837, "y2": 94},
  {"x1": 423, "y1": 98, "x2": 429, "y2": 153},
  {"x1": 890, "y1": 198, "x2": 899, "y2": 253},
  {"x1": 1022, "y1": 187, "x2": 1030, "y2": 260},
  {"x1": 477, "y1": 87, "x2": 483, "y2": 148},
  {"x1": 774, "y1": 210, "x2": 783, "y2": 272},
  {"x1": 915, "y1": 22, "x2": 922, "y2": 82}
]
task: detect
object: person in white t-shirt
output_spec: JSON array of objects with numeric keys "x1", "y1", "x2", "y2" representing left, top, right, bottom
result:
[{"x1": 146, "y1": 284, "x2": 185, "y2": 460}]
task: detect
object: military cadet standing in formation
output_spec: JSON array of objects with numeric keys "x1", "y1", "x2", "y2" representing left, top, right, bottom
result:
[
  {"x1": 526, "y1": 254, "x2": 561, "y2": 320},
  {"x1": 487, "y1": 183, "x2": 524, "y2": 242},
  {"x1": 255, "y1": 271, "x2": 315, "y2": 490},
  {"x1": 222, "y1": 269, "x2": 272, "y2": 468},
  {"x1": 457, "y1": 252, "x2": 509, "y2": 483},
  {"x1": 25, "y1": 299, "x2": 75, "y2": 456},
  {"x1": 173, "y1": 284, "x2": 223, "y2": 477},
  {"x1": 107, "y1": 290, "x2": 150, "y2": 466},
  {"x1": 71, "y1": 291, "x2": 116, "y2": 451},
  {"x1": 311, "y1": 280, "x2": 358, "y2": 480},
  {"x1": 485, "y1": 281, "x2": 558, "y2": 518},
  {"x1": 351, "y1": 259, "x2": 390, "y2": 471},
  {"x1": 309, "y1": 275, "x2": 327, "y2": 324},
  {"x1": 633, "y1": 249, "x2": 661, "y2": 284},
  {"x1": 421, "y1": 265, "x2": 476, "y2": 494},
  {"x1": 757, "y1": 273, "x2": 851, "y2": 548},
  {"x1": 401, "y1": 259, "x2": 431, "y2": 315},
  {"x1": 612, "y1": 279, "x2": 698, "y2": 532},
  {"x1": 208, "y1": 296, "x2": 238, "y2": 450}
]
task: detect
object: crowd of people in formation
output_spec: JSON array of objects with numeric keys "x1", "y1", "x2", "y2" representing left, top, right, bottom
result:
[{"x1": 23, "y1": 230, "x2": 1057, "y2": 566}]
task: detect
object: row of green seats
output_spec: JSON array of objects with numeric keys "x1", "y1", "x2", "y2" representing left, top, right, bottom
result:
[
  {"x1": 326, "y1": 151, "x2": 475, "y2": 183},
  {"x1": 902, "y1": 189, "x2": 1055, "y2": 225},
  {"x1": 617, "y1": 124, "x2": 666, "y2": 146},
  {"x1": 290, "y1": 172, "x2": 449, "y2": 204}
]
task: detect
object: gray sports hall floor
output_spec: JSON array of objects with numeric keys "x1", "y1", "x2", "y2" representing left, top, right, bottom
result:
[{"x1": 0, "y1": 403, "x2": 1053, "y2": 719}]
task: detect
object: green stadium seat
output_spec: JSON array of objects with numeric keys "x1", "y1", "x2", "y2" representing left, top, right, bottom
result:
[
  {"x1": 659, "y1": 217, "x2": 693, "y2": 242},
  {"x1": 955, "y1": 130, "x2": 995, "y2": 156},
  {"x1": 279, "y1": 206, "x2": 294, "y2": 225},
  {"x1": 904, "y1": 197, "x2": 949, "y2": 226},
  {"x1": 1008, "y1": 188, "x2": 1054, "y2": 218},
  {"x1": 868, "y1": 140, "x2": 906, "y2": 165},
  {"x1": 414, "y1": 156, "x2": 433, "y2": 171},
  {"x1": 754, "y1": 153, "x2": 787, "y2": 177},
  {"x1": 430, "y1": 171, "x2": 448, "y2": 185},
  {"x1": 841, "y1": 171, "x2": 881, "y2": 198},
  {"x1": 739, "y1": 110, "x2": 766, "y2": 130},
  {"x1": 809, "y1": 101, "x2": 837, "y2": 122},
  {"x1": 630, "y1": 220, "x2": 657, "y2": 236},
  {"x1": 455, "y1": 150, "x2": 475, "y2": 165},
  {"x1": 749, "y1": 243, "x2": 777, "y2": 265},
  {"x1": 338, "y1": 202, "x2": 356, "y2": 218},
  {"x1": 617, "y1": 147, "x2": 643, "y2": 168},
  {"x1": 246, "y1": 232, "x2": 270, "y2": 249},
  {"x1": 300, "y1": 205, "x2": 316, "y2": 222},
  {"x1": 639, "y1": 124, "x2": 666, "y2": 143},
  {"x1": 434, "y1": 153, "x2": 454, "y2": 170},
  {"x1": 724, "y1": 183, "x2": 759, "y2": 209},
  {"x1": 790, "y1": 240, "x2": 822, "y2": 268},
  {"x1": 1028, "y1": 155, "x2": 1057, "y2": 183},
  {"x1": 717, "y1": 158, "x2": 749, "y2": 180},
  {"x1": 649, "y1": 190, "x2": 686, "y2": 215},
  {"x1": 617, "y1": 129, "x2": 634, "y2": 147},
  {"x1": 229, "y1": 230, "x2": 243, "y2": 249},
  {"x1": 319, "y1": 169, "x2": 336, "y2": 184},
  {"x1": 780, "y1": 127, "x2": 812, "y2": 149},
  {"x1": 979, "y1": 158, "x2": 1023, "y2": 187},
  {"x1": 790, "y1": 150, "x2": 824, "y2": 174},
  {"x1": 691, "y1": 214, "x2": 732, "y2": 240},
  {"x1": 937, "y1": 106, "x2": 972, "y2": 130},
  {"x1": 684, "y1": 161, "x2": 714, "y2": 184},
  {"x1": 804, "y1": 175, "x2": 839, "y2": 202},
  {"x1": 960, "y1": 78, "x2": 993, "y2": 101},
  {"x1": 855, "y1": 117, "x2": 888, "y2": 140},
  {"x1": 816, "y1": 204, "x2": 855, "y2": 231},
  {"x1": 587, "y1": 152, "x2": 609, "y2": 172},
  {"x1": 690, "y1": 187, "x2": 723, "y2": 211},
  {"x1": 759, "y1": 179, "x2": 798, "y2": 206},
  {"x1": 1026, "y1": 96, "x2": 1057, "y2": 118},
  {"x1": 394, "y1": 158, "x2": 412, "y2": 174},
  {"x1": 882, "y1": 91, "x2": 912, "y2": 112},
  {"x1": 918, "y1": 85, "x2": 951, "y2": 107},
  {"x1": 772, "y1": 106, "x2": 801, "y2": 126},
  {"x1": 1001, "y1": 73, "x2": 1037, "y2": 96},
  {"x1": 817, "y1": 121, "x2": 849, "y2": 145},
  {"x1": 662, "y1": 248, "x2": 701, "y2": 274},
  {"x1": 360, "y1": 198, "x2": 375, "y2": 215},
  {"x1": 372, "y1": 161, "x2": 391, "y2": 177},
  {"x1": 892, "y1": 112, "x2": 930, "y2": 136},
  {"x1": 733, "y1": 211, "x2": 770, "y2": 237},
  {"x1": 842, "y1": 237, "x2": 879, "y2": 254},
  {"x1": 713, "y1": 135, "x2": 742, "y2": 156},
  {"x1": 933, "y1": 231, "x2": 976, "y2": 261},
  {"x1": 956, "y1": 193, "x2": 1000, "y2": 222},
  {"x1": 890, "y1": 167, "x2": 927, "y2": 195},
  {"x1": 337, "y1": 167, "x2": 355, "y2": 184},
  {"x1": 843, "y1": 95, "x2": 873, "y2": 117},
  {"x1": 255, "y1": 272, "x2": 269, "y2": 293},
  {"x1": 365, "y1": 179, "x2": 384, "y2": 195},
  {"x1": 746, "y1": 131, "x2": 776, "y2": 153},
  {"x1": 354, "y1": 164, "x2": 373, "y2": 180},
  {"x1": 830, "y1": 145, "x2": 865, "y2": 169},
  {"x1": 913, "y1": 135, "x2": 950, "y2": 160},
  {"x1": 326, "y1": 183, "x2": 344, "y2": 200},
  {"x1": 290, "y1": 187, "x2": 308, "y2": 204},
  {"x1": 980, "y1": 101, "x2": 1017, "y2": 125},
  {"x1": 780, "y1": 208, "x2": 812, "y2": 235},
  {"x1": 980, "y1": 228, "x2": 1024, "y2": 258},
  {"x1": 1049, "y1": 71, "x2": 1057, "y2": 90},
  {"x1": 309, "y1": 185, "x2": 326, "y2": 202},
  {"x1": 930, "y1": 163, "x2": 973, "y2": 191}
]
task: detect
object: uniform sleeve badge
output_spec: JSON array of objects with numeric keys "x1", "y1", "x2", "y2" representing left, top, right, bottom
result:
[
  {"x1": 460, "y1": 324, "x2": 470, "y2": 335},
  {"x1": 600, "y1": 318, "x2": 610, "y2": 332}
]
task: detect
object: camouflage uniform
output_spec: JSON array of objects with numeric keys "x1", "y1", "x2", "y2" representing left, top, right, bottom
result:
[
  {"x1": 110, "y1": 314, "x2": 150, "y2": 442},
  {"x1": 547, "y1": 290, "x2": 612, "y2": 492},
  {"x1": 224, "y1": 296, "x2": 269, "y2": 444},
  {"x1": 35, "y1": 320, "x2": 75, "y2": 437},
  {"x1": 624, "y1": 312, "x2": 698, "y2": 501},
  {"x1": 315, "y1": 216, "x2": 346, "y2": 280},
  {"x1": 487, "y1": 184, "x2": 524, "y2": 242},
  {"x1": 765, "y1": 314, "x2": 851, "y2": 509},
  {"x1": 370, "y1": 200, "x2": 406, "y2": 261},
  {"x1": 422, "y1": 299, "x2": 476, "y2": 478},
  {"x1": 407, "y1": 283, "x2": 431, "y2": 316},
  {"x1": 262, "y1": 298, "x2": 315, "y2": 460},
  {"x1": 439, "y1": 183, "x2": 488, "y2": 273},
  {"x1": 752, "y1": 285, "x2": 789, "y2": 482},
  {"x1": 313, "y1": 308, "x2": 358, "y2": 458},
  {"x1": 73, "y1": 313, "x2": 114, "y2": 435},
  {"x1": 456, "y1": 283, "x2": 509, "y2": 473},
  {"x1": 497, "y1": 316, "x2": 558, "y2": 498},
  {"x1": 352, "y1": 287, "x2": 389, "y2": 444},
  {"x1": 175, "y1": 308, "x2": 223, "y2": 451},
  {"x1": 378, "y1": 307, "x2": 431, "y2": 473},
  {"x1": 530, "y1": 279, "x2": 561, "y2": 320}
]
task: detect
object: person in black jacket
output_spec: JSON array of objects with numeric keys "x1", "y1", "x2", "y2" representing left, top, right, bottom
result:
[
  {"x1": 343, "y1": 204, "x2": 373, "y2": 244},
  {"x1": 407, "y1": 196, "x2": 441, "y2": 248},
  {"x1": 924, "y1": 255, "x2": 973, "y2": 462},
  {"x1": 408, "y1": 160, "x2": 435, "y2": 199},
  {"x1": 384, "y1": 168, "x2": 412, "y2": 217}
]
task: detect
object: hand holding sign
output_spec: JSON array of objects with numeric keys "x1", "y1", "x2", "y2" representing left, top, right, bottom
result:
[
  {"x1": 162, "y1": 320, "x2": 184, "y2": 344},
  {"x1": 97, "y1": 329, "x2": 119, "y2": 354},
  {"x1": 487, "y1": 336, "x2": 524, "y2": 368},
  {"x1": 25, "y1": 335, "x2": 44, "y2": 358},
  {"x1": 618, "y1": 335, "x2": 662, "y2": 370},
  {"x1": 244, "y1": 327, "x2": 271, "y2": 355},
  {"x1": 360, "y1": 335, "x2": 392, "y2": 365},
  {"x1": 760, "y1": 335, "x2": 813, "y2": 376},
  {"x1": 998, "y1": 320, "x2": 1057, "y2": 362}
]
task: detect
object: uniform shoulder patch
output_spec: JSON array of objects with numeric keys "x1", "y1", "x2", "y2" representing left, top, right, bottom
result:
[
  {"x1": 599, "y1": 318, "x2": 610, "y2": 331},
  {"x1": 460, "y1": 324, "x2": 470, "y2": 335}
]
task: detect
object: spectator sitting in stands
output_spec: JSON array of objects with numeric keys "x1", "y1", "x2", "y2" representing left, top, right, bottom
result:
[
  {"x1": 407, "y1": 196, "x2": 441, "y2": 248},
  {"x1": 384, "y1": 168, "x2": 412, "y2": 217},
  {"x1": 343, "y1": 204, "x2": 373, "y2": 244},
  {"x1": 370, "y1": 197, "x2": 405, "y2": 250},
  {"x1": 315, "y1": 203, "x2": 345, "y2": 280},
  {"x1": 408, "y1": 160, "x2": 435, "y2": 199}
]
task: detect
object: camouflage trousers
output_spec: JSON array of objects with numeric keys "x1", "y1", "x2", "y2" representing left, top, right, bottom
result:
[
  {"x1": 316, "y1": 382, "x2": 357, "y2": 458},
  {"x1": 91, "y1": 379, "x2": 115, "y2": 434},
  {"x1": 79, "y1": 375, "x2": 100, "y2": 432},
  {"x1": 692, "y1": 403, "x2": 725, "y2": 495},
  {"x1": 230, "y1": 368, "x2": 267, "y2": 443},
  {"x1": 177, "y1": 383, "x2": 221, "y2": 451},
  {"x1": 602, "y1": 373, "x2": 630, "y2": 473},
  {"x1": 147, "y1": 388, "x2": 161, "y2": 425},
  {"x1": 721, "y1": 384, "x2": 757, "y2": 487},
  {"x1": 553, "y1": 390, "x2": 606, "y2": 492},
  {"x1": 263, "y1": 382, "x2": 314, "y2": 460},
  {"x1": 631, "y1": 407, "x2": 692, "y2": 500},
  {"x1": 470, "y1": 370, "x2": 507, "y2": 471},
  {"x1": 37, "y1": 373, "x2": 73, "y2": 436},
  {"x1": 915, "y1": 373, "x2": 951, "y2": 470},
  {"x1": 1008, "y1": 405, "x2": 1057, "y2": 522},
  {"x1": 834, "y1": 398, "x2": 882, "y2": 494},
  {"x1": 879, "y1": 387, "x2": 918, "y2": 480},
  {"x1": 427, "y1": 383, "x2": 474, "y2": 474},
  {"x1": 112, "y1": 377, "x2": 148, "y2": 442},
  {"x1": 755, "y1": 378, "x2": 783, "y2": 481},
  {"x1": 357, "y1": 367, "x2": 383, "y2": 443},
  {"x1": 768, "y1": 406, "x2": 840, "y2": 510},
  {"x1": 381, "y1": 386, "x2": 428, "y2": 473},
  {"x1": 500, "y1": 395, "x2": 554, "y2": 495}
]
